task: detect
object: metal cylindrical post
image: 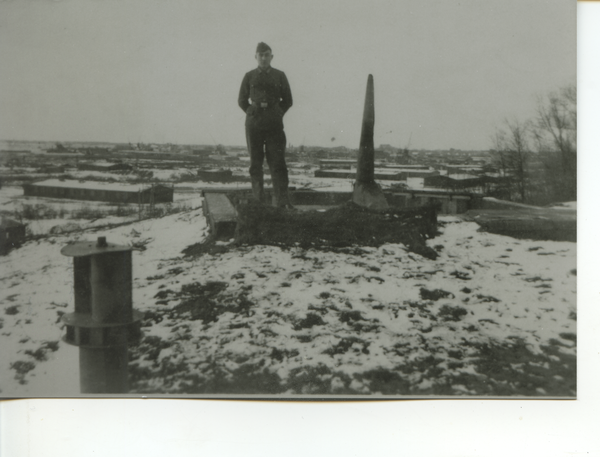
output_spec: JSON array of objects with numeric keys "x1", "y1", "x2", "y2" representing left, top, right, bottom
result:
[
  {"x1": 90, "y1": 251, "x2": 133, "y2": 323},
  {"x1": 73, "y1": 256, "x2": 92, "y2": 315},
  {"x1": 61, "y1": 237, "x2": 141, "y2": 395},
  {"x1": 79, "y1": 346, "x2": 129, "y2": 394}
]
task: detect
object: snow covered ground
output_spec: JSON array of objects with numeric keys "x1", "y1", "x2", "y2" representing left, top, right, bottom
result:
[
  {"x1": 0, "y1": 195, "x2": 576, "y2": 397},
  {"x1": 0, "y1": 185, "x2": 202, "y2": 235}
]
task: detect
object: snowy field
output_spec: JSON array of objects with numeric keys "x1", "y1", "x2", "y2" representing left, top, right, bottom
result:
[
  {"x1": 0, "y1": 184, "x2": 203, "y2": 235},
  {"x1": 0, "y1": 192, "x2": 576, "y2": 397}
]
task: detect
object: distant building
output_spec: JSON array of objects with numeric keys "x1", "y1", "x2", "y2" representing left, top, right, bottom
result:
[
  {"x1": 286, "y1": 151, "x2": 300, "y2": 162},
  {"x1": 314, "y1": 167, "x2": 438, "y2": 181},
  {"x1": 22, "y1": 179, "x2": 173, "y2": 204},
  {"x1": 0, "y1": 150, "x2": 31, "y2": 164},
  {"x1": 373, "y1": 149, "x2": 389, "y2": 160},
  {"x1": 47, "y1": 144, "x2": 77, "y2": 154},
  {"x1": 116, "y1": 150, "x2": 184, "y2": 161},
  {"x1": 379, "y1": 144, "x2": 399, "y2": 153},
  {"x1": 312, "y1": 150, "x2": 329, "y2": 159},
  {"x1": 317, "y1": 159, "x2": 425, "y2": 170},
  {"x1": 444, "y1": 165, "x2": 485, "y2": 176},
  {"x1": 77, "y1": 162, "x2": 133, "y2": 172},
  {"x1": 424, "y1": 174, "x2": 484, "y2": 191},
  {"x1": 78, "y1": 147, "x2": 112, "y2": 155},
  {"x1": 192, "y1": 148, "x2": 213, "y2": 158},
  {"x1": 0, "y1": 217, "x2": 26, "y2": 255},
  {"x1": 319, "y1": 159, "x2": 356, "y2": 170},
  {"x1": 392, "y1": 149, "x2": 412, "y2": 165},
  {"x1": 424, "y1": 174, "x2": 509, "y2": 194},
  {"x1": 38, "y1": 165, "x2": 67, "y2": 174},
  {"x1": 197, "y1": 168, "x2": 234, "y2": 182},
  {"x1": 398, "y1": 169, "x2": 439, "y2": 180},
  {"x1": 383, "y1": 164, "x2": 431, "y2": 171}
]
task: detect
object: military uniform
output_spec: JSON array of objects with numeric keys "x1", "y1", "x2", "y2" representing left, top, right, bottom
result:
[{"x1": 238, "y1": 47, "x2": 293, "y2": 206}]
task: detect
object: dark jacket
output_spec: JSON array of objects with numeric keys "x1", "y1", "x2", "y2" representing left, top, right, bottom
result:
[{"x1": 238, "y1": 66, "x2": 293, "y2": 130}]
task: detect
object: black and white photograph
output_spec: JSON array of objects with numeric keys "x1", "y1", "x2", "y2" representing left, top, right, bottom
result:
[{"x1": 0, "y1": 0, "x2": 578, "y2": 398}]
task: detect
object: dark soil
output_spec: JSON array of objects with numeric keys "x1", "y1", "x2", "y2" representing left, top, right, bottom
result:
[
  {"x1": 181, "y1": 234, "x2": 231, "y2": 257},
  {"x1": 228, "y1": 199, "x2": 439, "y2": 259},
  {"x1": 10, "y1": 360, "x2": 36, "y2": 384},
  {"x1": 323, "y1": 337, "x2": 370, "y2": 356},
  {"x1": 182, "y1": 200, "x2": 439, "y2": 259},
  {"x1": 437, "y1": 305, "x2": 469, "y2": 322},
  {"x1": 170, "y1": 281, "x2": 254, "y2": 324},
  {"x1": 24, "y1": 341, "x2": 60, "y2": 361},
  {"x1": 294, "y1": 312, "x2": 326, "y2": 330},
  {"x1": 142, "y1": 280, "x2": 256, "y2": 327},
  {"x1": 5, "y1": 306, "x2": 19, "y2": 315},
  {"x1": 420, "y1": 288, "x2": 454, "y2": 301}
]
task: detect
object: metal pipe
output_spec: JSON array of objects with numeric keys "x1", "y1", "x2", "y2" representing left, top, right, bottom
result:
[
  {"x1": 73, "y1": 257, "x2": 92, "y2": 315},
  {"x1": 79, "y1": 346, "x2": 129, "y2": 394},
  {"x1": 90, "y1": 251, "x2": 132, "y2": 324},
  {"x1": 61, "y1": 237, "x2": 142, "y2": 394}
]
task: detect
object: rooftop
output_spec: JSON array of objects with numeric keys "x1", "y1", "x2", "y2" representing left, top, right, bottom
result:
[{"x1": 26, "y1": 179, "x2": 163, "y2": 192}]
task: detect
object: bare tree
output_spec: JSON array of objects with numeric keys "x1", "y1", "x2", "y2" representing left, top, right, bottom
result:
[
  {"x1": 491, "y1": 119, "x2": 532, "y2": 202},
  {"x1": 532, "y1": 84, "x2": 577, "y2": 202}
]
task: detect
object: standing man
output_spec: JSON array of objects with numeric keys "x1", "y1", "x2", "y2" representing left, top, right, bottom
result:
[{"x1": 238, "y1": 42, "x2": 293, "y2": 208}]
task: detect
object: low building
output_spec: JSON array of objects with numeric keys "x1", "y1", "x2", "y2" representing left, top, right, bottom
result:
[
  {"x1": 381, "y1": 164, "x2": 430, "y2": 170},
  {"x1": 38, "y1": 165, "x2": 67, "y2": 173},
  {"x1": 318, "y1": 160, "x2": 430, "y2": 171},
  {"x1": 399, "y1": 169, "x2": 439, "y2": 179},
  {"x1": 197, "y1": 168, "x2": 234, "y2": 182},
  {"x1": 0, "y1": 217, "x2": 26, "y2": 255},
  {"x1": 0, "y1": 150, "x2": 31, "y2": 165},
  {"x1": 77, "y1": 162, "x2": 133, "y2": 172},
  {"x1": 424, "y1": 174, "x2": 484, "y2": 191},
  {"x1": 22, "y1": 179, "x2": 173, "y2": 203},
  {"x1": 319, "y1": 159, "x2": 356, "y2": 170},
  {"x1": 192, "y1": 148, "x2": 213, "y2": 158},
  {"x1": 424, "y1": 174, "x2": 510, "y2": 194},
  {"x1": 314, "y1": 167, "x2": 438, "y2": 181},
  {"x1": 286, "y1": 151, "x2": 300, "y2": 162},
  {"x1": 444, "y1": 164, "x2": 485, "y2": 176}
]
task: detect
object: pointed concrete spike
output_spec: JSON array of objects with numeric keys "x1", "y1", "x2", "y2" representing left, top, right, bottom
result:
[
  {"x1": 356, "y1": 74, "x2": 375, "y2": 183},
  {"x1": 353, "y1": 74, "x2": 389, "y2": 210}
]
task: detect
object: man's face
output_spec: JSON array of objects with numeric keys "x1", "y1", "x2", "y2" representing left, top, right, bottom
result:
[{"x1": 255, "y1": 50, "x2": 273, "y2": 69}]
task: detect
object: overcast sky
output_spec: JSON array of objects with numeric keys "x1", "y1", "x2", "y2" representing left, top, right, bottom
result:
[{"x1": 0, "y1": 0, "x2": 575, "y2": 150}]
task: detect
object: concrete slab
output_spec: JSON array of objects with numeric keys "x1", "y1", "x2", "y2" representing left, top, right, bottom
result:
[
  {"x1": 203, "y1": 193, "x2": 238, "y2": 240},
  {"x1": 463, "y1": 208, "x2": 576, "y2": 242}
]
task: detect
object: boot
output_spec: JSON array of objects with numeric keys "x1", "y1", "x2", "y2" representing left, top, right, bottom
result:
[
  {"x1": 272, "y1": 183, "x2": 295, "y2": 210},
  {"x1": 251, "y1": 180, "x2": 265, "y2": 204}
]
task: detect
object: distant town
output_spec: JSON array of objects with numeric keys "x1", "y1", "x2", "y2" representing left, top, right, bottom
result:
[
  {"x1": 0, "y1": 139, "x2": 495, "y2": 165},
  {"x1": 0, "y1": 139, "x2": 513, "y2": 195}
]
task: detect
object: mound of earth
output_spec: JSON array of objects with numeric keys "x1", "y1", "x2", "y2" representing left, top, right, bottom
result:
[{"x1": 232, "y1": 200, "x2": 439, "y2": 259}]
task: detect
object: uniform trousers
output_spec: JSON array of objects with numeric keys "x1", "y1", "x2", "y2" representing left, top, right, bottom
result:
[{"x1": 245, "y1": 126, "x2": 290, "y2": 206}]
